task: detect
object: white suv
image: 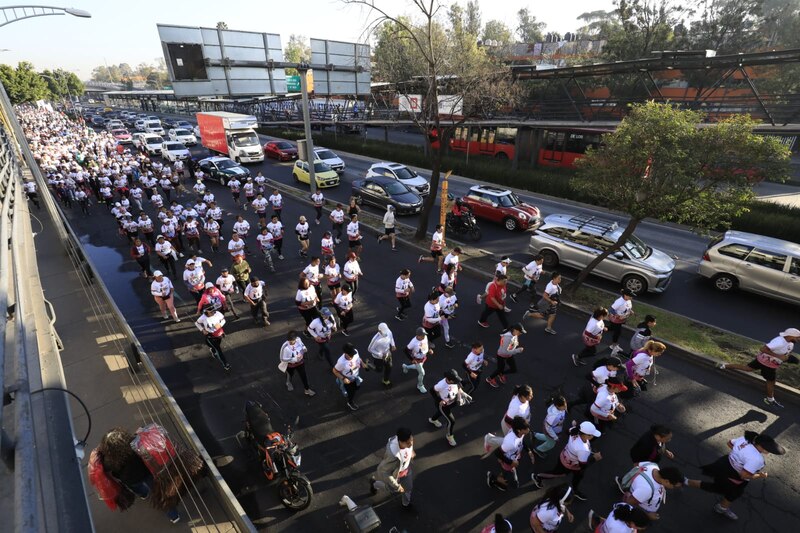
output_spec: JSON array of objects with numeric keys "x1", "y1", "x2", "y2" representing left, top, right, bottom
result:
[
  {"x1": 697, "y1": 230, "x2": 800, "y2": 304},
  {"x1": 366, "y1": 162, "x2": 429, "y2": 196},
  {"x1": 529, "y1": 214, "x2": 675, "y2": 294},
  {"x1": 161, "y1": 141, "x2": 190, "y2": 162},
  {"x1": 133, "y1": 133, "x2": 164, "y2": 156},
  {"x1": 168, "y1": 128, "x2": 197, "y2": 146}
]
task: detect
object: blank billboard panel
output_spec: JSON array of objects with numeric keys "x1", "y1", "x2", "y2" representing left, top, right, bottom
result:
[
  {"x1": 310, "y1": 39, "x2": 371, "y2": 95},
  {"x1": 165, "y1": 43, "x2": 207, "y2": 80}
]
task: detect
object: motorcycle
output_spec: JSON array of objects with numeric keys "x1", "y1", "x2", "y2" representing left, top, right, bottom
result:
[
  {"x1": 237, "y1": 400, "x2": 313, "y2": 511},
  {"x1": 445, "y1": 209, "x2": 482, "y2": 241}
]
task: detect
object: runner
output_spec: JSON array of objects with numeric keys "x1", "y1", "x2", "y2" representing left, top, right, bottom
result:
[
  {"x1": 589, "y1": 377, "x2": 628, "y2": 432},
  {"x1": 320, "y1": 231, "x2": 335, "y2": 263},
  {"x1": 462, "y1": 342, "x2": 488, "y2": 394},
  {"x1": 295, "y1": 215, "x2": 311, "y2": 257},
  {"x1": 203, "y1": 214, "x2": 221, "y2": 253},
  {"x1": 324, "y1": 256, "x2": 342, "y2": 302},
  {"x1": 367, "y1": 322, "x2": 396, "y2": 387},
  {"x1": 428, "y1": 369, "x2": 469, "y2": 447},
  {"x1": 487, "y1": 416, "x2": 533, "y2": 491},
  {"x1": 499, "y1": 384, "x2": 533, "y2": 435},
  {"x1": 529, "y1": 485, "x2": 575, "y2": 533},
  {"x1": 311, "y1": 190, "x2": 324, "y2": 225},
  {"x1": 266, "y1": 214, "x2": 285, "y2": 260},
  {"x1": 394, "y1": 268, "x2": 415, "y2": 321},
  {"x1": 334, "y1": 285, "x2": 355, "y2": 336},
  {"x1": 418, "y1": 224, "x2": 446, "y2": 271},
  {"x1": 607, "y1": 289, "x2": 635, "y2": 356},
  {"x1": 572, "y1": 307, "x2": 609, "y2": 367},
  {"x1": 377, "y1": 205, "x2": 397, "y2": 251},
  {"x1": 438, "y1": 287, "x2": 458, "y2": 348},
  {"x1": 295, "y1": 278, "x2": 319, "y2": 329},
  {"x1": 308, "y1": 306, "x2": 336, "y2": 363},
  {"x1": 630, "y1": 315, "x2": 657, "y2": 353},
  {"x1": 154, "y1": 235, "x2": 178, "y2": 278},
  {"x1": 228, "y1": 176, "x2": 241, "y2": 207},
  {"x1": 531, "y1": 421, "x2": 603, "y2": 502},
  {"x1": 587, "y1": 503, "x2": 651, "y2": 533},
  {"x1": 629, "y1": 425, "x2": 674, "y2": 465},
  {"x1": 329, "y1": 203, "x2": 345, "y2": 244},
  {"x1": 195, "y1": 305, "x2": 231, "y2": 371},
  {"x1": 279, "y1": 331, "x2": 316, "y2": 396},
  {"x1": 150, "y1": 270, "x2": 179, "y2": 322},
  {"x1": 252, "y1": 193, "x2": 268, "y2": 228},
  {"x1": 626, "y1": 341, "x2": 666, "y2": 394},
  {"x1": 422, "y1": 291, "x2": 442, "y2": 340},
  {"x1": 718, "y1": 328, "x2": 800, "y2": 408},
  {"x1": 343, "y1": 252, "x2": 363, "y2": 297},
  {"x1": 214, "y1": 267, "x2": 240, "y2": 319},
  {"x1": 478, "y1": 275, "x2": 510, "y2": 331},
  {"x1": 510, "y1": 254, "x2": 543, "y2": 303},
  {"x1": 486, "y1": 323, "x2": 526, "y2": 388},
  {"x1": 332, "y1": 343, "x2": 364, "y2": 411},
  {"x1": 268, "y1": 188, "x2": 283, "y2": 220},
  {"x1": 243, "y1": 177, "x2": 255, "y2": 210},
  {"x1": 614, "y1": 462, "x2": 685, "y2": 521},
  {"x1": 402, "y1": 327, "x2": 433, "y2": 394},
  {"x1": 523, "y1": 271, "x2": 562, "y2": 335},
  {"x1": 243, "y1": 276, "x2": 270, "y2": 328},
  {"x1": 130, "y1": 238, "x2": 152, "y2": 278},
  {"x1": 369, "y1": 427, "x2": 415, "y2": 508},
  {"x1": 532, "y1": 394, "x2": 569, "y2": 458},
  {"x1": 347, "y1": 213, "x2": 363, "y2": 258},
  {"x1": 302, "y1": 257, "x2": 322, "y2": 301}
]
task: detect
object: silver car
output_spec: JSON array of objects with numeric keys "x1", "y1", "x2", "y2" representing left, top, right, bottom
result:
[
  {"x1": 528, "y1": 214, "x2": 675, "y2": 294},
  {"x1": 697, "y1": 230, "x2": 800, "y2": 305}
]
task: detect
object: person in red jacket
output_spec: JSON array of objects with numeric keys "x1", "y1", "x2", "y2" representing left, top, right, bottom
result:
[
  {"x1": 130, "y1": 238, "x2": 152, "y2": 277},
  {"x1": 196, "y1": 282, "x2": 238, "y2": 320},
  {"x1": 478, "y1": 274, "x2": 510, "y2": 330}
]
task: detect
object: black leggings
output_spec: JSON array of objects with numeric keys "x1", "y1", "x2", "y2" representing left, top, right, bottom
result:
[
  {"x1": 397, "y1": 296, "x2": 411, "y2": 316},
  {"x1": 430, "y1": 395, "x2": 455, "y2": 436},
  {"x1": 287, "y1": 364, "x2": 310, "y2": 389},
  {"x1": 373, "y1": 355, "x2": 392, "y2": 382},
  {"x1": 314, "y1": 206, "x2": 322, "y2": 221},
  {"x1": 338, "y1": 309, "x2": 353, "y2": 330},
  {"x1": 479, "y1": 306, "x2": 509, "y2": 329},
  {"x1": 298, "y1": 307, "x2": 318, "y2": 326},
  {"x1": 577, "y1": 344, "x2": 598, "y2": 360},
  {"x1": 607, "y1": 321, "x2": 623, "y2": 344},
  {"x1": 537, "y1": 462, "x2": 586, "y2": 491},
  {"x1": 274, "y1": 238, "x2": 283, "y2": 255},
  {"x1": 490, "y1": 356, "x2": 517, "y2": 379},
  {"x1": 205, "y1": 335, "x2": 228, "y2": 365}
]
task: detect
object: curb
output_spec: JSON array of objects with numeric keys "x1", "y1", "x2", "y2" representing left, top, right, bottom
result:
[{"x1": 265, "y1": 176, "x2": 800, "y2": 404}]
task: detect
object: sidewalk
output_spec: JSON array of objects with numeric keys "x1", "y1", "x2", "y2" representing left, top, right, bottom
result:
[{"x1": 34, "y1": 203, "x2": 238, "y2": 532}]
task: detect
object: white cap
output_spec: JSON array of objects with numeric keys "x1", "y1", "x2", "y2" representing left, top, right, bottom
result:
[
  {"x1": 781, "y1": 328, "x2": 800, "y2": 337},
  {"x1": 378, "y1": 322, "x2": 390, "y2": 336},
  {"x1": 153, "y1": 270, "x2": 163, "y2": 277},
  {"x1": 579, "y1": 421, "x2": 601, "y2": 438}
]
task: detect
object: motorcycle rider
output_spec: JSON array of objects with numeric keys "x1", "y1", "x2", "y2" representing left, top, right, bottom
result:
[{"x1": 450, "y1": 198, "x2": 470, "y2": 231}]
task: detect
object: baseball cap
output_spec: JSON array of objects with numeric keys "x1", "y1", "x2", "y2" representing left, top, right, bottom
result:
[
  {"x1": 204, "y1": 282, "x2": 214, "y2": 289},
  {"x1": 156, "y1": 234, "x2": 164, "y2": 239},
  {"x1": 754, "y1": 434, "x2": 786, "y2": 455},
  {"x1": 501, "y1": 256, "x2": 511, "y2": 264},
  {"x1": 606, "y1": 376, "x2": 628, "y2": 391},
  {"x1": 320, "y1": 307, "x2": 333, "y2": 317},
  {"x1": 780, "y1": 328, "x2": 800, "y2": 337},
  {"x1": 415, "y1": 327, "x2": 427, "y2": 337},
  {"x1": 186, "y1": 260, "x2": 195, "y2": 266},
  {"x1": 510, "y1": 322, "x2": 527, "y2": 334},
  {"x1": 579, "y1": 421, "x2": 602, "y2": 437},
  {"x1": 152, "y1": 270, "x2": 163, "y2": 277},
  {"x1": 444, "y1": 369, "x2": 462, "y2": 383},
  {"x1": 221, "y1": 267, "x2": 228, "y2": 272},
  {"x1": 388, "y1": 205, "x2": 395, "y2": 210},
  {"x1": 621, "y1": 288, "x2": 635, "y2": 297}
]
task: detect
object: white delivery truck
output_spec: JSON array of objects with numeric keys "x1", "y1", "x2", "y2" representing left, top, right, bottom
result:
[{"x1": 196, "y1": 111, "x2": 264, "y2": 163}]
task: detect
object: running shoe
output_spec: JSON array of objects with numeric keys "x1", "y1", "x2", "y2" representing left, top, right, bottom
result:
[
  {"x1": 713, "y1": 503, "x2": 738, "y2": 520},
  {"x1": 418, "y1": 385, "x2": 427, "y2": 394},
  {"x1": 498, "y1": 374, "x2": 507, "y2": 384},
  {"x1": 304, "y1": 389, "x2": 316, "y2": 397},
  {"x1": 286, "y1": 380, "x2": 294, "y2": 392},
  {"x1": 509, "y1": 294, "x2": 518, "y2": 303},
  {"x1": 446, "y1": 434, "x2": 456, "y2": 447},
  {"x1": 530, "y1": 474, "x2": 543, "y2": 489},
  {"x1": 485, "y1": 377, "x2": 499, "y2": 388},
  {"x1": 573, "y1": 490, "x2": 587, "y2": 501},
  {"x1": 764, "y1": 397, "x2": 784, "y2": 408},
  {"x1": 428, "y1": 417, "x2": 443, "y2": 428},
  {"x1": 544, "y1": 328, "x2": 557, "y2": 335},
  {"x1": 614, "y1": 476, "x2": 624, "y2": 494},
  {"x1": 347, "y1": 402, "x2": 359, "y2": 411},
  {"x1": 478, "y1": 321, "x2": 489, "y2": 328}
]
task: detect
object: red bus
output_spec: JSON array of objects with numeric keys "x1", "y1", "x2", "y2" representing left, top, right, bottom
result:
[
  {"x1": 449, "y1": 125, "x2": 516, "y2": 159},
  {"x1": 537, "y1": 127, "x2": 611, "y2": 169}
]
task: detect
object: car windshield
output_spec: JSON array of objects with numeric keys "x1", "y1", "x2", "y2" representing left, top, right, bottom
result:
[
  {"x1": 177, "y1": 122, "x2": 190, "y2": 127},
  {"x1": 165, "y1": 143, "x2": 184, "y2": 150},
  {"x1": 149, "y1": 137, "x2": 164, "y2": 144},
  {"x1": 112, "y1": 129, "x2": 127, "y2": 135},
  {"x1": 231, "y1": 132, "x2": 259, "y2": 146},
  {"x1": 174, "y1": 129, "x2": 190, "y2": 136},
  {"x1": 146, "y1": 122, "x2": 161, "y2": 128},
  {"x1": 217, "y1": 159, "x2": 237, "y2": 169},
  {"x1": 316, "y1": 150, "x2": 336, "y2": 160},
  {"x1": 496, "y1": 193, "x2": 521, "y2": 207},
  {"x1": 383, "y1": 181, "x2": 408, "y2": 195},
  {"x1": 393, "y1": 167, "x2": 416, "y2": 180},
  {"x1": 623, "y1": 234, "x2": 649, "y2": 259},
  {"x1": 314, "y1": 162, "x2": 332, "y2": 173},
  {"x1": 274, "y1": 141, "x2": 293, "y2": 150}
]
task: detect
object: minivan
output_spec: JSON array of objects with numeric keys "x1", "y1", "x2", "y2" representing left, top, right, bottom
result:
[
  {"x1": 145, "y1": 120, "x2": 165, "y2": 135},
  {"x1": 529, "y1": 214, "x2": 675, "y2": 294},
  {"x1": 698, "y1": 230, "x2": 799, "y2": 305}
]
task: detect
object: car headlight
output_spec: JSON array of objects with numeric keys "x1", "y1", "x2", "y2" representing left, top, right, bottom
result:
[{"x1": 518, "y1": 213, "x2": 528, "y2": 220}]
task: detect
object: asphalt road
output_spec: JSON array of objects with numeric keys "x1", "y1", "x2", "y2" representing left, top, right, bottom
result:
[
  {"x1": 153, "y1": 121, "x2": 796, "y2": 343},
  {"x1": 61, "y1": 171, "x2": 798, "y2": 533}
]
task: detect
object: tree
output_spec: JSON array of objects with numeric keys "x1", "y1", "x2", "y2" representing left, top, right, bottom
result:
[
  {"x1": 567, "y1": 101, "x2": 790, "y2": 292},
  {"x1": 346, "y1": 0, "x2": 518, "y2": 240},
  {"x1": 576, "y1": 9, "x2": 621, "y2": 39},
  {"x1": 683, "y1": 0, "x2": 765, "y2": 54},
  {"x1": 481, "y1": 19, "x2": 513, "y2": 45},
  {"x1": 601, "y1": 0, "x2": 682, "y2": 61},
  {"x1": 0, "y1": 62, "x2": 50, "y2": 104},
  {"x1": 284, "y1": 34, "x2": 312, "y2": 76},
  {"x1": 40, "y1": 68, "x2": 84, "y2": 99},
  {"x1": 516, "y1": 8, "x2": 545, "y2": 43},
  {"x1": 465, "y1": 0, "x2": 481, "y2": 37}
]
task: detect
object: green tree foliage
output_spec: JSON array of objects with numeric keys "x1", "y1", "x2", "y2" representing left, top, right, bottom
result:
[
  {"x1": 576, "y1": 9, "x2": 621, "y2": 39},
  {"x1": 371, "y1": 16, "x2": 428, "y2": 83},
  {"x1": 601, "y1": 0, "x2": 682, "y2": 60},
  {"x1": 684, "y1": 0, "x2": 765, "y2": 54},
  {"x1": 568, "y1": 101, "x2": 790, "y2": 291},
  {"x1": 481, "y1": 19, "x2": 513, "y2": 45},
  {"x1": 0, "y1": 62, "x2": 50, "y2": 104},
  {"x1": 284, "y1": 34, "x2": 312, "y2": 76},
  {"x1": 516, "y1": 8, "x2": 545, "y2": 43},
  {"x1": 465, "y1": 0, "x2": 482, "y2": 37},
  {"x1": 41, "y1": 69, "x2": 84, "y2": 98}
]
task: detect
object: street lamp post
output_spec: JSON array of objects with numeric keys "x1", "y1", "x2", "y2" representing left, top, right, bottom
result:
[
  {"x1": 0, "y1": 5, "x2": 91, "y2": 28},
  {"x1": 297, "y1": 63, "x2": 317, "y2": 195}
]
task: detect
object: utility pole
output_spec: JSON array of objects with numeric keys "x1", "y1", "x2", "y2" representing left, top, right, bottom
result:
[{"x1": 297, "y1": 63, "x2": 317, "y2": 195}]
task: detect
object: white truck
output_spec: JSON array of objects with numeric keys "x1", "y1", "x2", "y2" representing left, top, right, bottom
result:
[{"x1": 196, "y1": 111, "x2": 264, "y2": 163}]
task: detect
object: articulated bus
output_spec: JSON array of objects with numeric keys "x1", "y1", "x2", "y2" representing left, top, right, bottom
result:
[{"x1": 443, "y1": 125, "x2": 612, "y2": 169}]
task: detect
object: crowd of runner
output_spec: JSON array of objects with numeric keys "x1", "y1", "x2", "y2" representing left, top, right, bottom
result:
[{"x1": 17, "y1": 105, "x2": 793, "y2": 531}]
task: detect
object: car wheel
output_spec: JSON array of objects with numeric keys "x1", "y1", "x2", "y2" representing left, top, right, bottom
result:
[
  {"x1": 293, "y1": 172, "x2": 299, "y2": 183},
  {"x1": 622, "y1": 274, "x2": 647, "y2": 295},
  {"x1": 711, "y1": 273, "x2": 738, "y2": 292},
  {"x1": 235, "y1": 157, "x2": 241, "y2": 164},
  {"x1": 353, "y1": 195, "x2": 363, "y2": 206},
  {"x1": 495, "y1": 152, "x2": 509, "y2": 159},
  {"x1": 540, "y1": 250, "x2": 559, "y2": 268},
  {"x1": 218, "y1": 176, "x2": 227, "y2": 187},
  {"x1": 503, "y1": 217, "x2": 518, "y2": 231}
]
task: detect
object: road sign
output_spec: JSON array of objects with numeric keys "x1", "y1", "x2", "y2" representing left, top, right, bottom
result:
[{"x1": 286, "y1": 75, "x2": 300, "y2": 92}]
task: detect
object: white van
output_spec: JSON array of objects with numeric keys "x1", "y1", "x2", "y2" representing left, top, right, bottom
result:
[{"x1": 698, "y1": 230, "x2": 800, "y2": 305}]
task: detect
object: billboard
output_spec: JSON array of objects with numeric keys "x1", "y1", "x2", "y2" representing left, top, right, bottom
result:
[
  {"x1": 158, "y1": 24, "x2": 287, "y2": 97},
  {"x1": 398, "y1": 94, "x2": 463, "y2": 116},
  {"x1": 310, "y1": 39, "x2": 371, "y2": 95}
]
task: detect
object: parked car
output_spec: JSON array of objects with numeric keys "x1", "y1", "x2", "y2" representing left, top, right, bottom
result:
[
  {"x1": 134, "y1": 119, "x2": 147, "y2": 131},
  {"x1": 105, "y1": 119, "x2": 124, "y2": 131},
  {"x1": 168, "y1": 128, "x2": 197, "y2": 145},
  {"x1": 132, "y1": 133, "x2": 164, "y2": 156},
  {"x1": 292, "y1": 160, "x2": 339, "y2": 188},
  {"x1": 161, "y1": 141, "x2": 190, "y2": 162},
  {"x1": 197, "y1": 156, "x2": 250, "y2": 186},
  {"x1": 111, "y1": 129, "x2": 133, "y2": 144},
  {"x1": 352, "y1": 176, "x2": 423, "y2": 215},
  {"x1": 90, "y1": 116, "x2": 106, "y2": 127},
  {"x1": 462, "y1": 184, "x2": 541, "y2": 231},
  {"x1": 264, "y1": 140, "x2": 298, "y2": 161},
  {"x1": 314, "y1": 147, "x2": 345, "y2": 173},
  {"x1": 366, "y1": 162, "x2": 429, "y2": 196},
  {"x1": 529, "y1": 214, "x2": 675, "y2": 294},
  {"x1": 697, "y1": 230, "x2": 800, "y2": 305}
]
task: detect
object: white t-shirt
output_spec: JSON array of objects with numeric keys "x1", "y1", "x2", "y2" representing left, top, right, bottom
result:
[
  {"x1": 500, "y1": 430, "x2": 526, "y2": 462},
  {"x1": 728, "y1": 436, "x2": 765, "y2": 476},
  {"x1": 603, "y1": 504, "x2": 638, "y2": 533},
  {"x1": 268, "y1": 193, "x2": 283, "y2": 208},
  {"x1": 532, "y1": 503, "x2": 564, "y2": 532},
  {"x1": 334, "y1": 353, "x2": 361, "y2": 380},
  {"x1": 334, "y1": 291, "x2": 353, "y2": 311},
  {"x1": 325, "y1": 264, "x2": 341, "y2": 284},
  {"x1": 543, "y1": 404, "x2": 566, "y2": 439},
  {"x1": 303, "y1": 264, "x2": 320, "y2": 285},
  {"x1": 431, "y1": 230, "x2": 444, "y2": 251},
  {"x1": 592, "y1": 365, "x2": 617, "y2": 385},
  {"x1": 590, "y1": 385, "x2": 619, "y2": 418},
  {"x1": 423, "y1": 301, "x2": 441, "y2": 325},
  {"x1": 433, "y1": 378, "x2": 458, "y2": 404},
  {"x1": 295, "y1": 222, "x2": 310, "y2": 238},
  {"x1": 505, "y1": 396, "x2": 530, "y2": 422},
  {"x1": 233, "y1": 220, "x2": 250, "y2": 236},
  {"x1": 150, "y1": 278, "x2": 174, "y2": 297},
  {"x1": 395, "y1": 276, "x2": 413, "y2": 296},
  {"x1": 630, "y1": 463, "x2": 665, "y2": 513},
  {"x1": 438, "y1": 294, "x2": 458, "y2": 315},
  {"x1": 561, "y1": 434, "x2": 592, "y2": 468},
  {"x1": 522, "y1": 260, "x2": 542, "y2": 281},
  {"x1": 406, "y1": 337, "x2": 429, "y2": 360},
  {"x1": 464, "y1": 350, "x2": 485, "y2": 371},
  {"x1": 244, "y1": 280, "x2": 265, "y2": 300},
  {"x1": 228, "y1": 238, "x2": 245, "y2": 257},
  {"x1": 630, "y1": 351, "x2": 653, "y2": 377},
  {"x1": 252, "y1": 197, "x2": 268, "y2": 212},
  {"x1": 267, "y1": 221, "x2": 283, "y2": 239},
  {"x1": 257, "y1": 232, "x2": 274, "y2": 250},
  {"x1": 347, "y1": 221, "x2": 360, "y2": 240},
  {"x1": 308, "y1": 317, "x2": 334, "y2": 339},
  {"x1": 216, "y1": 274, "x2": 236, "y2": 293},
  {"x1": 280, "y1": 340, "x2": 306, "y2": 364},
  {"x1": 610, "y1": 296, "x2": 633, "y2": 320},
  {"x1": 585, "y1": 317, "x2": 605, "y2": 336},
  {"x1": 330, "y1": 209, "x2": 344, "y2": 223},
  {"x1": 544, "y1": 281, "x2": 561, "y2": 297},
  {"x1": 343, "y1": 260, "x2": 362, "y2": 281},
  {"x1": 444, "y1": 253, "x2": 459, "y2": 268}
]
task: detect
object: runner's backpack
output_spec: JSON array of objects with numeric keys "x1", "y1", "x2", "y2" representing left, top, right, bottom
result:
[{"x1": 620, "y1": 461, "x2": 656, "y2": 498}]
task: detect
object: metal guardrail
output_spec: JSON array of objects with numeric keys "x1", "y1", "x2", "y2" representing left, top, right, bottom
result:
[
  {"x1": 0, "y1": 88, "x2": 94, "y2": 532},
  {"x1": 0, "y1": 83, "x2": 256, "y2": 531}
]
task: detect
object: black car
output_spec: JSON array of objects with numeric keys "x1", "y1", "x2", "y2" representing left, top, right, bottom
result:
[
  {"x1": 352, "y1": 176, "x2": 424, "y2": 215},
  {"x1": 197, "y1": 156, "x2": 251, "y2": 186}
]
